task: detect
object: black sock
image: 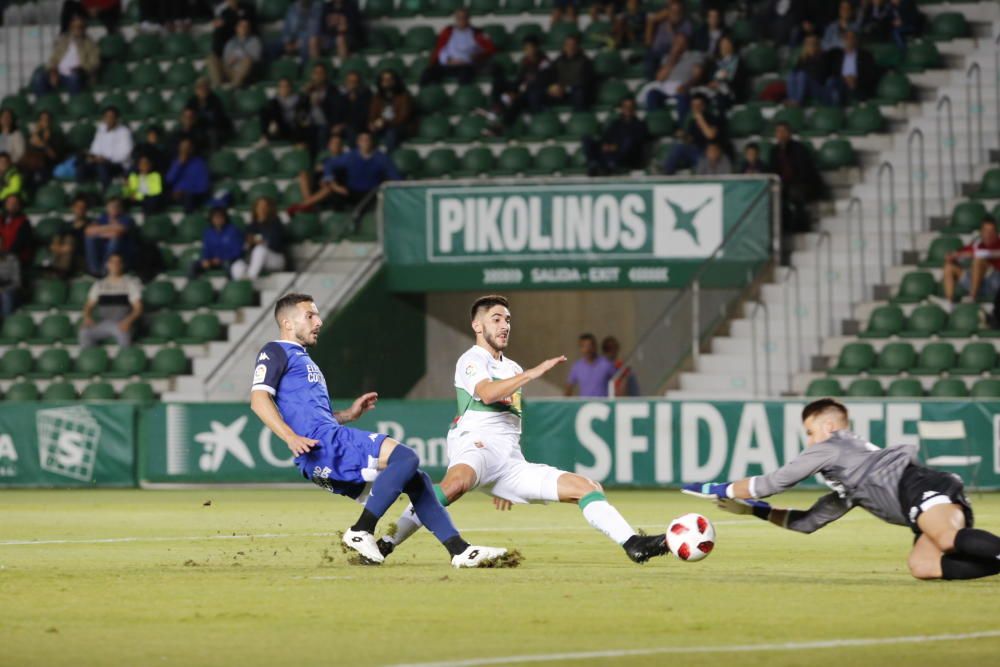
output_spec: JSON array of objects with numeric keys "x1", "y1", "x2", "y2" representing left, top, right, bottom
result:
[
  {"x1": 351, "y1": 508, "x2": 378, "y2": 534},
  {"x1": 954, "y1": 528, "x2": 1000, "y2": 560},
  {"x1": 443, "y1": 535, "x2": 470, "y2": 557},
  {"x1": 940, "y1": 554, "x2": 1000, "y2": 580}
]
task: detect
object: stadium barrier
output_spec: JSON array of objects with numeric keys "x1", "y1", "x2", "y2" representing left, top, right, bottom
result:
[{"x1": 1, "y1": 400, "x2": 998, "y2": 489}]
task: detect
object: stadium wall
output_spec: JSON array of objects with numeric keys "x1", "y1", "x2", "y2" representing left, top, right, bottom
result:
[{"x1": 1, "y1": 399, "x2": 998, "y2": 489}]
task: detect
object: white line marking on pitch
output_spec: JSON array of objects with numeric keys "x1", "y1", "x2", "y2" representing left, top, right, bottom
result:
[{"x1": 387, "y1": 630, "x2": 1000, "y2": 667}]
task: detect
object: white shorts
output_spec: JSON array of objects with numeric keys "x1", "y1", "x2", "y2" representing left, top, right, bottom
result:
[{"x1": 446, "y1": 429, "x2": 564, "y2": 505}]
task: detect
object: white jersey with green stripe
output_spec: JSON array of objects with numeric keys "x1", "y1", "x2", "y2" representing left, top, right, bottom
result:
[{"x1": 452, "y1": 345, "x2": 524, "y2": 436}]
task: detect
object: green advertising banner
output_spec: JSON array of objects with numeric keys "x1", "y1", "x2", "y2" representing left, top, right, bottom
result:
[
  {"x1": 0, "y1": 403, "x2": 136, "y2": 487},
  {"x1": 381, "y1": 178, "x2": 774, "y2": 291},
  {"x1": 140, "y1": 401, "x2": 456, "y2": 485}
]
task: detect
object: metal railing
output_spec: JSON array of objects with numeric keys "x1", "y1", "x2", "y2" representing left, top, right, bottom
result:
[
  {"x1": 748, "y1": 299, "x2": 771, "y2": 398},
  {"x1": 935, "y1": 95, "x2": 958, "y2": 216},
  {"x1": 781, "y1": 265, "x2": 802, "y2": 391},
  {"x1": 814, "y1": 230, "x2": 833, "y2": 355},
  {"x1": 876, "y1": 161, "x2": 895, "y2": 284},
  {"x1": 906, "y1": 128, "x2": 924, "y2": 252},
  {"x1": 844, "y1": 197, "x2": 866, "y2": 305},
  {"x1": 966, "y1": 62, "x2": 983, "y2": 184}
]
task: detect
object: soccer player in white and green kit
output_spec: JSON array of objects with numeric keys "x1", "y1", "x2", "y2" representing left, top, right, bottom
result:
[{"x1": 378, "y1": 295, "x2": 669, "y2": 564}]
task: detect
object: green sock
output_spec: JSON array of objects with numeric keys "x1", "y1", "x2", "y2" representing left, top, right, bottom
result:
[
  {"x1": 578, "y1": 490, "x2": 607, "y2": 510},
  {"x1": 434, "y1": 484, "x2": 450, "y2": 507}
]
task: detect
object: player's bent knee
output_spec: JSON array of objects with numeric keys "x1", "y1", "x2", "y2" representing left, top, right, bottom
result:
[
  {"x1": 907, "y1": 556, "x2": 940, "y2": 580},
  {"x1": 558, "y1": 473, "x2": 602, "y2": 502}
]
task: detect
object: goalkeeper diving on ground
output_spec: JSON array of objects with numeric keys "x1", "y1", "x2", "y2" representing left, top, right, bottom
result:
[{"x1": 683, "y1": 398, "x2": 1000, "y2": 580}]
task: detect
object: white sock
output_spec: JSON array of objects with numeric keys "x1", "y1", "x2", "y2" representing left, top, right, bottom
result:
[
  {"x1": 383, "y1": 503, "x2": 423, "y2": 546},
  {"x1": 580, "y1": 493, "x2": 635, "y2": 545}
]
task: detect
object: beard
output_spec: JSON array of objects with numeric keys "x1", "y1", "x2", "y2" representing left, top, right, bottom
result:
[{"x1": 483, "y1": 330, "x2": 508, "y2": 351}]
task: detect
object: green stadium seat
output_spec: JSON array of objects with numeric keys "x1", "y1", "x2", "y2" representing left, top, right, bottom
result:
[
  {"x1": 500, "y1": 0, "x2": 535, "y2": 14},
  {"x1": 66, "y1": 123, "x2": 96, "y2": 153},
  {"x1": 176, "y1": 214, "x2": 208, "y2": 244},
  {"x1": 940, "y1": 304, "x2": 982, "y2": 338},
  {"x1": 828, "y1": 342, "x2": 875, "y2": 375},
  {"x1": 139, "y1": 214, "x2": 175, "y2": 243},
  {"x1": 919, "y1": 236, "x2": 963, "y2": 268},
  {"x1": 106, "y1": 348, "x2": 149, "y2": 378},
  {"x1": 374, "y1": 56, "x2": 406, "y2": 78},
  {"x1": 887, "y1": 378, "x2": 924, "y2": 397},
  {"x1": 264, "y1": 58, "x2": 300, "y2": 84},
  {"x1": 422, "y1": 148, "x2": 459, "y2": 178},
  {"x1": 911, "y1": 342, "x2": 956, "y2": 375},
  {"x1": 870, "y1": 42, "x2": 903, "y2": 70},
  {"x1": 129, "y1": 33, "x2": 161, "y2": 60},
  {"x1": 593, "y1": 51, "x2": 624, "y2": 78},
  {"x1": 930, "y1": 378, "x2": 968, "y2": 398},
  {"x1": 413, "y1": 115, "x2": 452, "y2": 143},
  {"x1": 953, "y1": 342, "x2": 997, "y2": 375},
  {"x1": 33, "y1": 217, "x2": 65, "y2": 244},
  {"x1": 364, "y1": 0, "x2": 394, "y2": 17},
  {"x1": 6, "y1": 380, "x2": 39, "y2": 401},
  {"x1": 278, "y1": 149, "x2": 311, "y2": 178},
  {"x1": 770, "y1": 106, "x2": 805, "y2": 133},
  {"x1": 33, "y1": 93, "x2": 64, "y2": 117},
  {"x1": 214, "y1": 280, "x2": 255, "y2": 309},
  {"x1": 183, "y1": 313, "x2": 222, "y2": 343},
  {"x1": 339, "y1": 54, "x2": 371, "y2": 79},
  {"x1": 401, "y1": 26, "x2": 436, "y2": 52},
  {"x1": 43, "y1": 381, "x2": 77, "y2": 401},
  {"x1": 99, "y1": 33, "x2": 127, "y2": 60},
  {"x1": 873, "y1": 72, "x2": 912, "y2": 105},
  {"x1": 120, "y1": 381, "x2": 156, "y2": 401},
  {"x1": 645, "y1": 110, "x2": 675, "y2": 138},
  {"x1": 510, "y1": 23, "x2": 543, "y2": 45},
  {"x1": 0, "y1": 348, "x2": 33, "y2": 379},
  {"x1": 802, "y1": 107, "x2": 845, "y2": 137},
  {"x1": 453, "y1": 115, "x2": 489, "y2": 142},
  {"x1": 928, "y1": 12, "x2": 969, "y2": 41},
  {"x1": 33, "y1": 314, "x2": 75, "y2": 344},
  {"x1": 146, "y1": 311, "x2": 186, "y2": 344},
  {"x1": 63, "y1": 280, "x2": 94, "y2": 311},
  {"x1": 859, "y1": 305, "x2": 905, "y2": 339},
  {"x1": 457, "y1": 147, "x2": 496, "y2": 176},
  {"x1": 70, "y1": 347, "x2": 110, "y2": 379},
  {"x1": 243, "y1": 149, "x2": 278, "y2": 179},
  {"x1": 392, "y1": 148, "x2": 422, "y2": 178},
  {"x1": 163, "y1": 32, "x2": 196, "y2": 60},
  {"x1": 844, "y1": 105, "x2": 885, "y2": 136},
  {"x1": 231, "y1": 118, "x2": 263, "y2": 147},
  {"x1": 545, "y1": 22, "x2": 578, "y2": 50},
  {"x1": 234, "y1": 88, "x2": 267, "y2": 117},
  {"x1": 870, "y1": 342, "x2": 916, "y2": 376},
  {"x1": 258, "y1": 0, "x2": 291, "y2": 22},
  {"x1": 451, "y1": 85, "x2": 487, "y2": 113},
  {"x1": 583, "y1": 20, "x2": 613, "y2": 48},
  {"x1": 428, "y1": 0, "x2": 463, "y2": 16},
  {"x1": 973, "y1": 169, "x2": 1000, "y2": 199},
  {"x1": 971, "y1": 379, "x2": 1000, "y2": 398},
  {"x1": 29, "y1": 184, "x2": 67, "y2": 213},
  {"x1": 130, "y1": 63, "x2": 161, "y2": 90},
  {"x1": 891, "y1": 271, "x2": 936, "y2": 304},
  {"x1": 742, "y1": 45, "x2": 779, "y2": 76},
  {"x1": 562, "y1": 112, "x2": 600, "y2": 140},
  {"x1": 144, "y1": 347, "x2": 189, "y2": 378},
  {"x1": 287, "y1": 213, "x2": 320, "y2": 242},
  {"x1": 846, "y1": 378, "x2": 884, "y2": 397},
  {"x1": 30, "y1": 348, "x2": 72, "y2": 379},
  {"x1": 130, "y1": 91, "x2": 162, "y2": 120},
  {"x1": 247, "y1": 182, "x2": 280, "y2": 204},
  {"x1": 0, "y1": 314, "x2": 36, "y2": 344},
  {"x1": 143, "y1": 281, "x2": 177, "y2": 310},
  {"x1": 179, "y1": 279, "x2": 215, "y2": 310},
  {"x1": 729, "y1": 17, "x2": 754, "y2": 46},
  {"x1": 597, "y1": 80, "x2": 630, "y2": 109},
  {"x1": 900, "y1": 304, "x2": 946, "y2": 338},
  {"x1": 81, "y1": 381, "x2": 116, "y2": 400},
  {"x1": 495, "y1": 146, "x2": 533, "y2": 175},
  {"x1": 805, "y1": 378, "x2": 843, "y2": 397},
  {"x1": 727, "y1": 107, "x2": 765, "y2": 139},
  {"x1": 0, "y1": 95, "x2": 30, "y2": 119},
  {"x1": 946, "y1": 201, "x2": 987, "y2": 234},
  {"x1": 100, "y1": 92, "x2": 132, "y2": 117},
  {"x1": 817, "y1": 139, "x2": 855, "y2": 170},
  {"x1": 471, "y1": 0, "x2": 500, "y2": 14},
  {"x1": 65, "y1": 93, "x2": 98, "y2": 121},
  {"x1": 525, "y1": 111, "x2": 562, "y2": 140},
  {"x1": 165, "y1": 62, "x2": 197, "y2": 88},
  {"x1": 27, "y1": 279, "x2": 68, "y2": 310},
  {"x1": 530, "y1": 146, "x2": 568, "y2": 174},
  {"x1": 97, "y1": 62, "x2": 130, "y2": 90}
]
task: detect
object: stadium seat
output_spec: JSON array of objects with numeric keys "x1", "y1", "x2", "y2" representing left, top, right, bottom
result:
[
  {"x1": 844, "y1": 105, "x2": 884, "y2": 135},
  {"x1": 183, "y1": 313, "x2": 223, "y2": 343},
  {"x1": 456, "y1": 147, "x2": 495, "y2": 176},
  {"x1": 130, "y1": 91, "x2": 163, "y2": 120},
  {"x1": 364, "y1": 0, "x2": 393, "y2": 17},
  {"x1": 34, "y1": 217, "x2": 65, "y2": 244},
  {"x1": 726, "y1": 107, "x2": 764, "y2": 139},
  {"x1": 428, "y1": 0, "x2": 463, "y2": 17},
  {"x1": 817, "y1": 139, "x2": 855, "y2": 170},
  {"x1": 43, "y1": 381, "x2": 77, "y2": 401},
  {"x1": 70, "y1": 347, "x2": 110, "y2": 379},
  {"x1": 973, "y1": 169, "x2": 1000, "y2": 199},
  {"x1": 146, "y1": 311, "x2": 186, "y2": 344},
  {"x1": 234, "y1": 87, "x2": 267, "y2": 117},
  {"x1": 583, "y1": 20, "x2": 613, "y2": 48},
  {"x1": 451, "y1": 86, "x2": 487, "y2": 113},
  {"x1": 243, "y1": 149, "x2": 278, "y2": 179},
  {"x1": 65, "y1": 93, "x2": 98, "y2": 121},
  {"x1": 231, "y1": 118, "x2": 263, "y2": 147},
  {"x1": 278, "y1": 149, "x2": 311, "y2": 178},
  {"x1": 287, "y1": 213, "x2": 320, "y2": 243},
  {"x1": 29, "y1": 184, "x2": 67, "y2": 213},
  {"x1": 530, "y1": 146, "x2": 568, "y2": 175},
  {"x1": 26, "y1": 279, "x2": 68, "y2": 310},
  {"x1": 178, "y1": 279, "x2": 215, "y2": 310},
  {"x1": 930, "y1": 378, "x2": 968, "y2": 398},
  {"x1": 946, "y1": 201, "x2": 987, "y2": 234},
  {"x1": 971, "y1": 379, "x2": 1000, "y2": 398},
  {"x1": 165, "y1": 62, "x2": 197, "y2": 88},
  {"x1": 500, "y1": 0, "x2": 535, "y2": 14},
  {"x1": 470, "y1": 0, "x2": 499, "y2": 14},
  {"x1": 919, "y1": 236, "x2": 963, "y2": 268},
  {"x1": 911, "y1": 342, "x2": 956, "y2": 375},
  {"x1": 545, "y1": 21, "x2": 578, "y2": 50},
  {"x1": 99, "y1": 32, "x2": 127, "y2": 60},
  {"x1": 597, "y1": 81, "x2": 630, "y2": 109},
  {"x1": 802, "y1": 107, "x2": 845, "y2": 137},
  {"x1": 495, "y1": 146, "x2": 533, "y2": 175},
  {"x1": 130, "y1": 63, "x2": 161, "y2": 90},
  {"x1": 163, "y1": 32, "x2": 196, "y2": 60},
  {"x1": 81, "y1": 381, "x2": 116, "y2": 400},
  {"x1": 209, "y1": 150, "x2": 240, "y2": 178},
  {"x1": 214, "y1": 280, "x2": 256, "y2": 309},
  {"x1": 453, "y1": 115, "x2": 490, "y2": 142},
  {"x1": 891, "y1": 271, "x2": 936, "y2": 304},
  {"x1": 953, "y1": 342, "x2": 997, "y2": 375},
  {"x1": 873, "y1": 72, "x2": 911, "y2": 105},
  {"x1": 176, "y1": 214, "x2": 208, "y2": 244},
  {"x1": 401, "y1": 26, "x2": 436, "y2": 52},
  {"x1": 247, "y1": 182, "x2": 280, "y2": 203},
  {"x1": 742, "y1": 45, "x2": 778, "y2": 75},
  {"x1": 927, "y1": 12, "x2": 969, "y2": 41},
  {"x1": 33, "y1": 93, "x2": 64, "y2": 117},
  {"x1": 422, "y1": 148, "x2": 459, "y2": 178},
  {"x1": 412, "y1": 115, "x2": 452, "y2": 144},
  {"x1": 562, "y1": 112, "x2": 600, "y2": 140},
  {"x1": 0, "y1": 348, "x2": 33, "y2": 379},
  {"x1": 67, "y1": 123, "x2": 96, "y2": 152},
  {"x1": 510, "y1": 23, "x2": 544, "y2": 45},
  {"x1": 0, "y1": 313, "x2": 36, "y2": 344},
  {"x1": 142, "y1": 281, "x2": 177, "y2": 310},
  {"x1": 645, "y1": 110, "x2": 675, "y2": 138},
  {"x1": 106, "y1": 348, "x2": 149, "y2": 378},
  {"x1": 30, "y1": 348, "x2": 72, "y2": 379},
  {"x1": 258, "y1": 0, "x2": 290, "y2": 22},
  {"x1": 139, "y1": 214, "x2": 176, "y2": 243},
  {"x1": 828, "y1": 342, "x2": 875, "y2": 375},
  {"x1": 33, "y1": 314, "x2": 75, "y2": 344},
  {"x1": 593, "y1": 51, "x2": 624, "y2": 78},
  {"x1": 63, "y1": 280, "x2": 94, "y2": 311},
  {"x1": 129, "y1": 33, "x2": 161, "y2": 60},
  {"x1": 805, "y1": 378, "x2": 843, "y2": 397},
  {"x1": 859, "y1": 305, "x2": 904, "y2": 338},
  {"x1": 901, "y1": 40, "x2": 941, "y2": 72},
  {"x1": 120, "y1": 381, "x2": 156, "y2": 401},
  {"x1": 887, "y1": 378, "x2": 924, "y2": 397},
  {"x1": 870, "y1": 342, "x2": 916, "y2": 376},
  {"x1": 940, "y1": 304, "x2": 982, "y2": 338},
  {"x1": 144, "y1": 347, "x2": 189, "y2": 379},
  {"x1": 6, "y1": 380, "x2": 39, "y2": 401},
  {"x1": 525, "y1": 111, "x2": 563, "y2": 140},
  {"x1": 417, "y1": 85, "x2": 448, "y2": 113},
  {"x1": 846, "y1": 378, "x2": 884, "y2": 397}
]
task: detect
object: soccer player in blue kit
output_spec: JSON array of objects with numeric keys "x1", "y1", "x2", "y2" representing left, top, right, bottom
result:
[{"x1": 249, "y1": 293, "x2": 508, "y2": 567}]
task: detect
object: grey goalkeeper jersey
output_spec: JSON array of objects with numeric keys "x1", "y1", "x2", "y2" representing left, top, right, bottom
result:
[{"x1": 750, "y1": 430, "x2": 919, "y2": 533}]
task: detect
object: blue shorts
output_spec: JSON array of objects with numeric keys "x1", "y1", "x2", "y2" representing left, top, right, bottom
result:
[{"x1": 297, "y1": 426, "x2": 387, "y2": 497}]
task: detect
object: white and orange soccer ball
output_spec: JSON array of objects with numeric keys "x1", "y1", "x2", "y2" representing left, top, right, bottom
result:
[{"x1": 666, "y1": 513, "x2": 716, "y2": 562}]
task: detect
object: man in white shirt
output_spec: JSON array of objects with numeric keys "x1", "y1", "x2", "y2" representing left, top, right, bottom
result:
[
  {"x1": 83, "y1": 106, "x2": 134, "y2": 190},
  {"x1": 31, "y1": 15, "x2": 100, "y2": 96},
  {"x1": 78, "y1": 253, "x2": 143, "y2": 349},
  {"x1": 419, "y1": 8, "x2": 496, "y2": 85}
]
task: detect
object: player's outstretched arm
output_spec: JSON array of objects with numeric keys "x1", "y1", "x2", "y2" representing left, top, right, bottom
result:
[
  {"x1": 333, "y1": 392, "x2": 378, "y2": 424},
  {"x1": 475, "y1": 355, "x2": 567, "y2": 404},
  {"x1": 250, "y1": 390, "x2": 318, "y2": 456},
  {"x1": 716, "y1": 493, "x2": 851, "y2": 534}
]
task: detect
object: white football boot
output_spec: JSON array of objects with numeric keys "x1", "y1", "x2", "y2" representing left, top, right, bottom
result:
[
  {"x1": 451, "y1": 545, "x2": 508, "y2": 568},
  {"x1": 342, "y1": 529, "x2": 385, "y2": 564}
]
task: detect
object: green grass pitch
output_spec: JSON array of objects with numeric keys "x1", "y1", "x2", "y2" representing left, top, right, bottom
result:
[{"x1": 2, "y1": 488, "x2": 999, "y2": 667}]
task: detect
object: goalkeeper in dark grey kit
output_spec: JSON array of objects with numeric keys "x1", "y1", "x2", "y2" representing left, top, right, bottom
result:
[{"x1": 683, "y1": 398, "x2": 1000, "y2": 581}]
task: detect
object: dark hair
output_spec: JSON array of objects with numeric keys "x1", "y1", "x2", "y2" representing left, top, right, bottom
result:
[
  {"x1": 579, "y1": 333, "x2": 597, "y2": 345},
  {"x1": 691, "y1": 92, "x2": 709, "y2": 105},
  {"x1": 601, "y1": 336, "x2": 619, "y2": 353},
  {"x1": 522, "y1": 35, "x2": 540, "y2": 47},
  {"x1": 72, "y1": 193, "x2": 89, "y2": 206},
  {"x1": 0, "y1": 108, "x2": 17, "y2": 131},
  {"x1": 801, "y1": 398, "x2": 848, "y2": 423},
  {"x1": 981, "y1": 215, "x2": 997, "y2": 228},
  {"x1": 0, "y1": 151, "x2": 9, "y2": 162},
  {"x1": 470, "y1": 294, "x2": 510, "y2": 321},
  {"x1": 775, "y1": 121, "x2": 791, "y2": 131},
  {"x1": 102, "y1": 105, "x2": 120, "y2": 117},
  {"x1": 274, "y1": 293, "x2": 314, "y2": 324},
  {"x1": 745, "y1": 142, "x2": 760, "y2": 152}
]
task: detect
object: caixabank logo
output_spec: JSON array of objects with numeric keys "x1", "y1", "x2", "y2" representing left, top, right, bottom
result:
[{"x1": 428, "y1": 183, "x2": 724, "y2": 260}]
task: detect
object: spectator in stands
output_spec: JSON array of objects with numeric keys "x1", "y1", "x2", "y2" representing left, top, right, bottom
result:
[
  {"x1": 316, "y1": 0, "x2": 364, "y2": 61},
  {"x1": 137, "y1": 0, "x2": 207, "y2": 32},
  {"x1": 82, "y1": 106, "x2": 133, "y2": 190},
  {"x1": 755, "y1": 0, "x2": 797, "y2": 47},
  {"x1": 165, "y1": 138, "x2": 211, "y2": 213},
  {"x1": 280, "y1": 0, "x2": 322, "y2": 63},
  {"x1": 78, "y1": 253, "x2": 142, "y2": 349},
  {"x1": 20, "y1": 110, "x2": 65, "y2": 187},
  {"x1": 602, "y1": 335, "x2": 639, "y2": 397},
  {"x1": 860, "y1": 0, "x2": 893, "y2": 42},
  {"x1": 335, "y1": 70, "x2": 373, "y2": 143},
  {"x1": 545, "y1": 34, "x2": 595, "y2": 111},
  {"x1": 488, "y1": 35, "x2": 550, "y2": 125},
  {"x1": 550, "y1": 0, "x2": 578, "y2": 25},
  {"x1": 582, "y1": 96, "x2": 649, "y2": 176},
  {"x1": 262, "y1": 77, "x2": 311, "y2": 145},
  {"x1": 84, "y1": 196, "x2": 134, "y2": 277},
  {"x1": 211, "y1": 0, "x2": 257, "y2": 58},
  {"x1": 60, "y1": 0, "x2": 122, "y2": 34},
  {"x1": 0, "y1": 109, "x2": 25, "y2": 164},
  {"x1": 47, "y1": 193, "x2": 90, "y2": 279},
  {"x1": 768, "y1": 121, "x2": 821, "y2": 244},
  {"x1": 303, "y1": 62, "x2": 341, "y2": 155},
  {"x1": 695, "y1": 141, "x2": 732, "y2": 176},
  {"x1": 643, "y1": 0, "x2": 692, "y2": 80},
  {"x1": 613, "y1": 0, "x2": 647, "y2": 48},
  {"x1": 564, "y1": 333, "x2": 617, "y2": 397},
  {"x1": 739, "y1": 142, "x2": 765, "y2": 174},
  {"x1": 692, "y1": 7, "x2": 726, "y2": 57},
  {"x1": 691, "y1": 34, "x2": 740, "y2": 115},
  {"x1": 662, "y1": 93, "x2": 721, "y2": 175},
  {"x1": 790, "y1": 0, "x2": 836, "y2": 47},
  {"x1": 941, "y1": 216, "x2": 1000, "y2": 306},
  {"x1": 0, "y1": 153, "x2": 23, "y2": 201},
  {"x1": 209, "y1": 17, "x2": 262, "y2": 89},
  {"x1": 186, "y1": 78, "x2": 233, "y2": 152},
  {"x1": 288, "y1": 131, "x2": 399, "y2": 214},
  {"x1": 33, "y1": 15, "x2": 99, "y2": 96},
  {"x1": 826, "y1": 30, "x2": 879, "y2": 105},
  {"x1": 888, "y1": 0, "x2": 921, "y2": 49},
  {"x1": 786, "y1": 35, "x2": 831, "y2": 106},
  {"x1": 293, "y1": 132, "x2": 345, "y2": 206},
  {"x1": 640, "y1": 33, "x2": 705, "y2": 119},
  {"x1": 0, "y1": 195, "x2": 33, "y2": 266},
  {"x1": 170, "y1": 107, "x2": 209, "y2": 157},
  {"x1": 232, "y1": 197, "x2": 287, "y2": 279},
  {"x1": 190, "y1": 205, "x2": 245, "y2": 278},
  {"x1": 368, "y1": 70, "x2": 414, "y2": 152},
  {"x1": 0, "y1": 239, "x2": 20, "y2": 317},
  {"x1": 133, "y1": 124, "x2": 169, "y2": 174},
  {"x1": 420, "y1": 8, "x2": 497, "y2": 86},
  {"x1": 590, "y1": 0, "x2": 621, "y2": 22},
  {"x1": 122, "y1": 155, "x2": 164, "y2": 215},
  {"x1": 822, "y1": 0, "x2": 862, "y2": 51}
]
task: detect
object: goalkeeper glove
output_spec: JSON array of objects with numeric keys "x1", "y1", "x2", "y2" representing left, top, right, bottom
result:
[
  {"x1": 717, "y1": 498, "x2": 772, "y2": 521},
  {"x1": 681, "y1": 482, "x2": 733, "y2": 499}
]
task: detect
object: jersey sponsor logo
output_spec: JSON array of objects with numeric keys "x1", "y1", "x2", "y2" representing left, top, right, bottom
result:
[
  {"x1": 258, "y1": 352, "x2": 270, "y2": 361},
  {"x1": 306, "y1": 363, "x2": 323, "y2": 384},
  {"x1": 368, "y1": 433, "x2": 378, "y2": 442},
  {"x1": 252, "y1": 364, "x2": 266, "y2": 385},
  {"x1": 465, "y1": 364, "x2": 476, "y2": 376}
]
